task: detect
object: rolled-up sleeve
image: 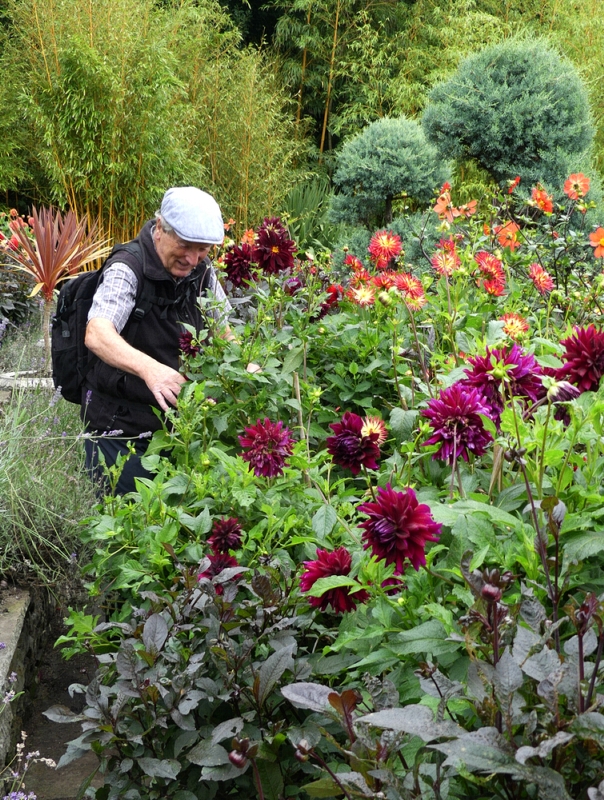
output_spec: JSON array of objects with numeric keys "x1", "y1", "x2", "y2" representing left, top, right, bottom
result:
[{"x1": 87, "y1": 263, "x2": 138, "y2": 334}]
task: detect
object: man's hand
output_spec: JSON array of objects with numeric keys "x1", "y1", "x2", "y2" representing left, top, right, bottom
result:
[
  {"x1": 140, "y1": 362, "x2": 186, "y2": 411},
  {"x1": 85, "y1": 318, "x2": 185, "y2": 411}
]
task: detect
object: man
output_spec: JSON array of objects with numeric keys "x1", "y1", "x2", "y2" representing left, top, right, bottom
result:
[{"x1": 83, "y1": 186, "x2": 231, "y2": 494}]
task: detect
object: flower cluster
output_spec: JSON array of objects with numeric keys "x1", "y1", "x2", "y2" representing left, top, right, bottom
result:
[
  {"x1": 300, "y1": 547, "x2": 369, "y2": 613},
  {"x1": 358, "y1": 485, "x2": 441, "y2": 574},
  {"x1": 326, "y1": 411, "x2": 386, "y2": 475},
  {"x1": 393, "y1": 273, "x2": 426, "y2": 308},
  {"x1": 531, "y1": 185, "x2": 553, "y2": 213},
  {"x1": 422, "y1": 383, "x2": 493, "y2": 463},
  {"x1": 239, "y1": 418, "x2": 294, "y2": 478},
  {"x1": 433, "y1": 183, "x2": 477, "y2": 223}
]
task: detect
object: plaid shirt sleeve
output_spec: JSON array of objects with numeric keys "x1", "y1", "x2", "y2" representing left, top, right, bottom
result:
[
  {"x1": 87, "y1": 263, "x2": 138, "y2": 334},
  {"x1": 206, "y1": 267, "x2": 233, "y2": 324}
]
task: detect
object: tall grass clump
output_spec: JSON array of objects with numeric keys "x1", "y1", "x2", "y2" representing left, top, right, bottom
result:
[
  {"x1": 0, "y1": 0, "x2": 302, "y2": 240},
  {"x1": 0, "y1": 323, "x2": 96, "y2": 587}
]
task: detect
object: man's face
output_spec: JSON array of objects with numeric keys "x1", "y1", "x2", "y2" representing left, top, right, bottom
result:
[{"x1": 155, "y1": 221, "x2": 213, "y2": 279}]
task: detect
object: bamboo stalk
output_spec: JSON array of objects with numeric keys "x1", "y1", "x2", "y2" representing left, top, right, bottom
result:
[
  {"x1": 319, "y1": 0, "x2": 341, "y2": 156},
  {"x1": 296, "y1": 3, "x2": 313, "y2": 126}
]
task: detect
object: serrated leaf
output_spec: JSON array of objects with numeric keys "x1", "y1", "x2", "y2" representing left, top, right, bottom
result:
[
  {"x1": 563, "y1": 530, "x2": 604, "y2": 563},
  {"x1": 281, "y1": 682, "x2": 333, "y2": 712},
  {"x1": 494, "y1": 650, "x2": 523, "y2": 698},
  {"x1": 43, "y1": 704, "x2": 86, "y2": 724},
  {"x1": 187, "y1": 740, "x2": 230, "y2": 767},
  {"x1": 137, "y1": 757, "x2": 180, "y2": 779},
  {"x1": 142, "y1": 614, "x2": 168, "y2": 654},
  {"x1": 257, "y1": 644, "x2": 296, "y2": 705},
  {"x1": 358, "y1": 705, "x2": 464, "y2": 742},
  {"x1": 311, "y1": 505, "x2": 337, "y2": 540},
  {"x1": 211, "y1": 717, "x2": 244, "y2": 744}
]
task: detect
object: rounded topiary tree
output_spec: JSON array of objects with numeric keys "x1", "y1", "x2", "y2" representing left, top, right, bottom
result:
[
  {"x1": 422, "y1": 38, "x2": 594, "y2": 187},
  {"x1": 329, "y1": 116, "x2": 450, "y2": 228}
]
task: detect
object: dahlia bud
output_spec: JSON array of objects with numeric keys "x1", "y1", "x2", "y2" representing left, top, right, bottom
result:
[
  {"x1": 547, "y1": 380, "x2": 581, "y2": 404},
  {"x1": 378, "y1": 291, "x2": 392, "y2": 307},
  {"x1": 481, "y1": 584, "x2": 502, "y2": 603},
  {"x1": 295, "y1": 738, "x2": 311, "y2": 762},
  {"x1": 228, "y1": 751, "x2": 248, "y2": 768}
]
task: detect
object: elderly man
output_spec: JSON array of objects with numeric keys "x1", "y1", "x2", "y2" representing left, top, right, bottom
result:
[{"x1": 83, "y1": 186, "x2": 231, "y2": 494}]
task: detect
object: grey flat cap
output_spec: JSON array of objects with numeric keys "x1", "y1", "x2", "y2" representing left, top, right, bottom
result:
[{"x1": 160, "y1": 187, "x2": 224, "y2": 244}]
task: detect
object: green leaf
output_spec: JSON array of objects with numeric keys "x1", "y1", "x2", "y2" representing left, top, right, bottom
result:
[
  {"x1": 255, "y1": 759, "x2": 284, "y2": 800},
  {"x1": 282, "y1": 346, "x2": 304, "y2": 374},
  {"x1": 563, "y1": 530, "x2": 604, "y2": 564},
  {"x1": 187, "y1": 740, "x2": 230, "y2": 767},
  {"x1": 389, "y1": 408, "x2": 419, "y2": 442},
  {"x1": 306, "y1": 575, "x2": 360, "y2": 598},
  {"x1": 311, "y1": 505, "x2": 337, "y2": 540},
  {"x1": 570, "y1": 712, "x2": 604, "y2": 746},
  {"x1": 137, "y1": 757, "x2": 181, "y2": 779},
  {"x1": 359, "y1": 705, "x2": 463, "y2": 742},
  {"x1": 303, "y1": 777, "x2": 344, "y2": 797},
  {"x1": 390, "y1": 620, "x2": 460, "y2": 657}
]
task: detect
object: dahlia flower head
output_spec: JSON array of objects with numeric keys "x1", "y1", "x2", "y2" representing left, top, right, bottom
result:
[
  {"x1": 557, "y1": 325, "x2": 604, "y2": 393},
  {"x1": 357, "y1": 484, "x2": 441, "y2": 574},
  {"x1": 209, "y1": 517, "x2": 243, "y2": 554},
  {"x1": 198, "y1": 553, "x2": 239, "y2": 595},
  {"x1": 461, "y1": 344, "x2": 543, "y2": 422},
  {"x1": 239, "y1": 418, "x2": 294, "y2": 478},
  {"x1": 224, "y1": 242, "x2": 254, "y2": 287},
  {"x1": 300, "y1": 547, "x2": 369, "y2": 614},
  {"x1": 422, "y1": 383, "x2": 493, "y2": 463},
  {"x1": 252, "y1": 217, "x2": 296, "y2": 275},
  {"x1": 326, "y1": 411, "x2": 386, "y2": 475}
]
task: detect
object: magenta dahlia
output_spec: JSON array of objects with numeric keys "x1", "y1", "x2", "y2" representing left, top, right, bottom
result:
[
  {"x1": 300, "y1": 547, "x2": 369, "y2": 613},
  {"x1": 209, "y1": 517, "x2": 243, "y2": 554},
  {"x1": 557, "y1": 325, "x2": 604, "y2": 393},
  {"x1": 198, "y1": 553, "x2": 239, "y2": 594},
  {"x1": 179, "y1": 330, "x2": 201, "y2": 356},
  {"x1": 239, "y1": 418, "x2": 294, "y2": 478},
  {"x1": 252, "y1": 217, "x2": 296, "y2": 275},
  {"x1": 224, "y1": 242, "x2": 254, "y2": 287},
  {"x1": 422, "y1": 383, "x2": 493, "y2": 463},
  {"x1": 358, "y1": 484, "x2": 442, "y2": 574},
  {"x1": 461, "y1": 345, "x2": 543, "y2": 421},
  {"x1": 326, "y1": 411, "x2": 381, "y2": 475}
]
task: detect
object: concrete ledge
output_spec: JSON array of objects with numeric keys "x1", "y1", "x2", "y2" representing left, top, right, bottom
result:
[
  {"x1": 0, "y1": 587, "x2": 53, "y2": 771},
  {"x1": 0, "y1": 372, "x2": 54, "y2": 391}
]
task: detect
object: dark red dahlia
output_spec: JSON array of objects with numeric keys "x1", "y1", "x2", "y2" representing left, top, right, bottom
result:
[
  {"x1": 422, "y1": 383, "x2": 493, "y2": 463},
  {"x1": 557, "y1": 325, "x2": 604, "y2": 393},
  {"x1": 198, "y1": 553, "x2": 239, "y2": 594},
  {"x1": 224, "y1": 242, "x2": 254, "y2": 287},
  {"x1": 239, "y1": 417, "x2": 294, "y2": 478},
  {"x1": 300, "y1": 547, "x2": 369, "y2": 613},
  {"x1": 252, "y1": 217, "x2": 296, "y2": 275},
  {"x1": 209, "y1": 517, "x2": 243, "y2": 554},
  {"x1": 326, "y1": 411, "x2": 381, "y2": 475},
  {"x1": 179, "y1": 330, "x2": 201, "y2": 356},
  {"x1": 358, "y1": 484, "x2": 441, "y2": 574},
  {"x1": 460, "y1": 345, "x2": 543, "y2": 422}
]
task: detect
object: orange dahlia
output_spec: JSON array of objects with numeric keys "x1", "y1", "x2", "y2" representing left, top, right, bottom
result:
[
  {"x1": 393, "y1": 273, "x2": 426, "y2": 309},
  {"x1": 501, "y1": 312, "x2": 529, "y2": 340},
  {"x1": 589, "y1": 227, "x2": 604, "y2": 259},
  {"x1": 494, "y1": 221, "x2": 521, "y2": 251},
  {"x1": 531, "y1": 185, "x2": 553, "y2": 213},
  {"x1": 474, "y1": 251, "x2": 506, "y2": 296},
  {"x1": 564, "y1": 173, "x2": 590, "y2": 201}
]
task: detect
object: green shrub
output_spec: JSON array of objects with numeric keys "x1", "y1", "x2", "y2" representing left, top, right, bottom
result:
[
  {"x1": 422, "y1": 38, "x2": 594, "y2": 187},
  {"x1": 329, "y1": 116, "x2": 450, "y2": 228}
]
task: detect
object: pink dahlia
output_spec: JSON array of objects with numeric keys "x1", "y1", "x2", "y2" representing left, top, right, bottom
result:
[
  {"x1": 300, "y1": 547, "x2": 369, "y2": 613},
  {"x1": 358, "y1": 484, "x2": 441, "y2": 573},
  {"x1": 252, "y1": 217, "x2": 296, "y2": 275},
  {"x1": 528, "y1": 263, "x2": 554, "y2": 295},
  {"x1": 344, "y1": 253, "x2": 365, "y2": 271},
  {"x1": 422, "y1": 383, "x2": 493, "y2": 463},
  {"x1": 558, "y1": 325, "x2": 604, "y2": 393},
  {"x1": 179, "y1": 330, "x2": 201, "y2": 356},
  {"x1": 239, "y1": 418, "x2": 294, "y2": 478},
  {"x1": 368, "y1": 230, "x2": 402, "y2": 270},
  {"x1": 461, "y1": 345, "x2": 543, "y2": 421},
  {"x1": 209, "y1": 517, "x2": 243, "y2": 554},
  {"x1": 224, "y1": 242, "x2": 254, "y2": 287},
  {"x1": 327, "y1": 411, "x2": 381, "y2": 475}
]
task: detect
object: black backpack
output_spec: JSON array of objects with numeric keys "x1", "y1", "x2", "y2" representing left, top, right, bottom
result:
[{"x1": 51, "y1": 242, "x2": 153, "y2": 404}]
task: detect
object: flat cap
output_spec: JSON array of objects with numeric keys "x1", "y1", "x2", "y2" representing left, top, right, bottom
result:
[{"x1": 160, "y1": 187, "x2": 224, "y2": 244}]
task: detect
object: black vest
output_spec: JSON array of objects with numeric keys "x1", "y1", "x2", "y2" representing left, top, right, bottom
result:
[{"x1": 83, "y1": 220, "x2": 210, "y2": 437}]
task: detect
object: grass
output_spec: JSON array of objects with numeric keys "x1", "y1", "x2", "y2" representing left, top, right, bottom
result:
[{"x1": 0, "y1": 318, "x2": 97, "y2": 589}]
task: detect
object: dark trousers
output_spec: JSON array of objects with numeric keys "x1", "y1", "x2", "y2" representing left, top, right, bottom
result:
[{"x1": 84, "y1": 436, "x2": 154, "y2": 496}]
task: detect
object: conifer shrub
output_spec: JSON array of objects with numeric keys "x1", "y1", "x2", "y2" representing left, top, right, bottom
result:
[
  {"x1": 329, "y1": 116, "x2": 450, "y2": 228},
  {"x1": 422, "y1": 38, "x2": 594, "y2": 187}
]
